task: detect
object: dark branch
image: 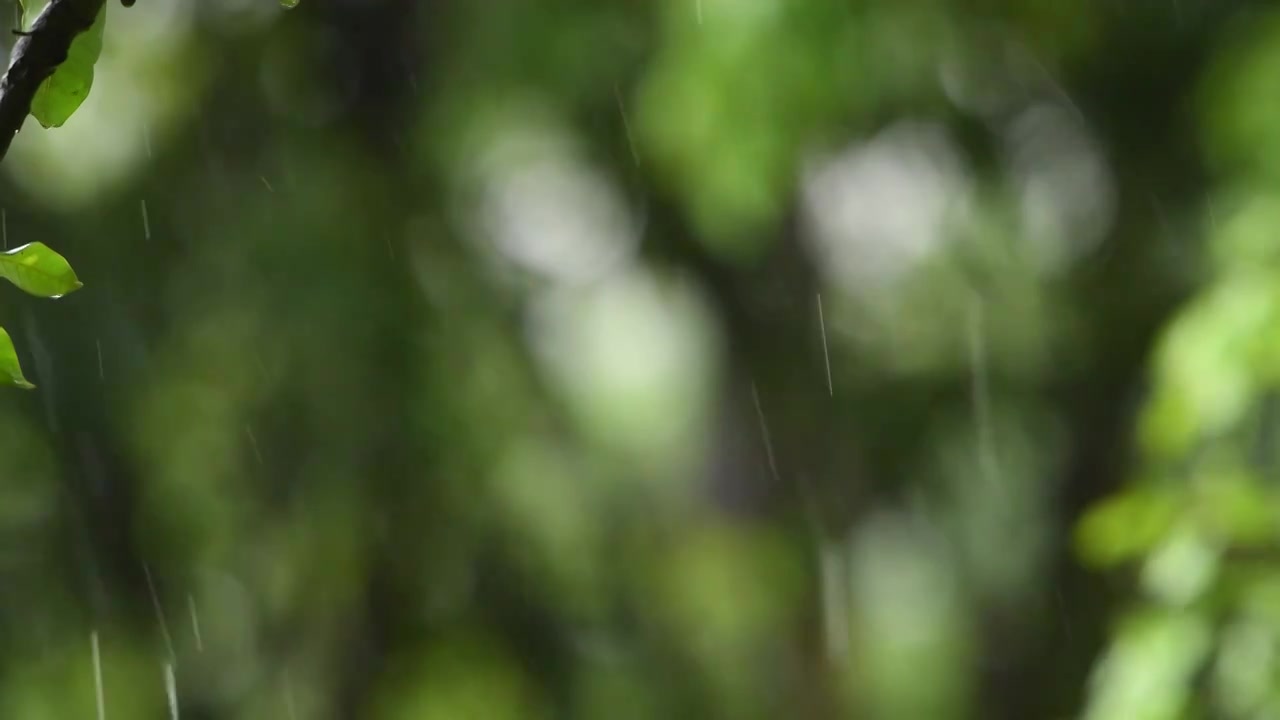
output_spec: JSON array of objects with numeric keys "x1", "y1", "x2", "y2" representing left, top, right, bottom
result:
[{"x1": 0, "y1": 0, "x2": 105, "y2": 163}]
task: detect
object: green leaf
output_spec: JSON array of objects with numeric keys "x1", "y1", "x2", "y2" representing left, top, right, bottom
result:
[
  {"x1": 0, "y1": 242, "x2": 83, "y2": 298},
  {"x1": 0, "y1": 327, "x2": 35, "y2": 389},
  {"x1": 1076, "y1": 486, "x2": 1183, "y2": 568},
  {"x1": 28, "y1": 5, "x2": 106, "y2": 129}
]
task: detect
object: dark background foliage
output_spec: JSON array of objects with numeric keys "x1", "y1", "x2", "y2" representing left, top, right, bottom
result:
[{"x1": 0, "y1": 0, "x2": 1270, "y2": 717}]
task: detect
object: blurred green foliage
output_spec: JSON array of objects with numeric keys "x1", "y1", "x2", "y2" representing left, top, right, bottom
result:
[{"x1": 0, "y1": 0, "x2": 1277, "y2": 718}]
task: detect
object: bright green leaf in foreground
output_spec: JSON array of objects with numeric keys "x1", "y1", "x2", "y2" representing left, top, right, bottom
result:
[
  {"x1": 0, "y1": 327, "x2": 35, "y2": 389},
  {"x1": 0, "y1": 242, "x2": 83, "y2": 298},
  {"x1": 27, "y1": 5, "x2": 106, "y2": 129}
]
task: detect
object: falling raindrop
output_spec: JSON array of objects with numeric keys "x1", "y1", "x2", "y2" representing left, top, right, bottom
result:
[
  {"x1": 817, "y1": 293, "x2": 833, "y2": 396},
  {"x1": 750, "y1": 382, "x2": 781, "y2": 485},
  {"x1": 143, "y1": 564, "x2": 176, "y2": 663},
  {"x1": 187, "y1": 594, "x2": 203, "y2": 652},
  {"x1": 140, "y1": 200, "x2": 151, "y2": 241},
  {"x1": 91, "y1": 631, "x2": 106, "y2": 720},
  {"x1": 164, "y1": 664, "x2": 178, "y2": 720},
  {"x1": 614, "y1": 84, "x2": 639, "y2": 168},
  {"x1": 280, "y1": 0, "x2": 299, "y2": 8},
  {"x1": 246, "y1": 426, "x2": 264, "y2": 466}
]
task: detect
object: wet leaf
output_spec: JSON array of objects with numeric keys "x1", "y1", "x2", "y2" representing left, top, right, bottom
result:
[
  {"x1": 0, "y1": 242, "x2": 83, "y2": 298},
  {"x1": 27, "y1": 5, "x2": 106, "y2": 129},
  {"x1": 0, "y1": 327, "x2": 35, "y2": 389}
]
